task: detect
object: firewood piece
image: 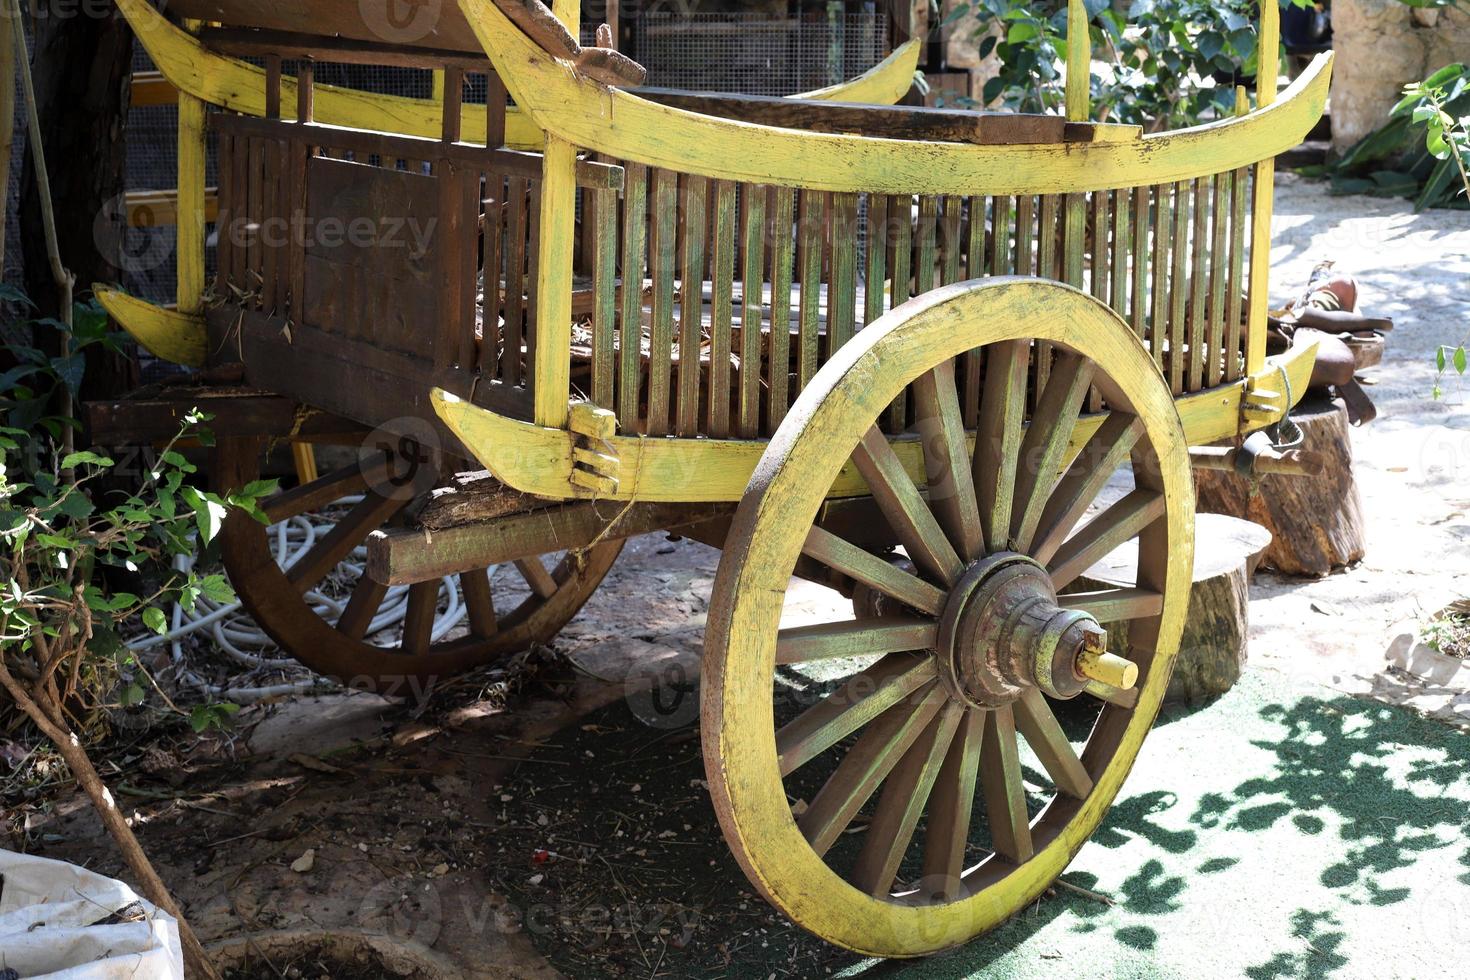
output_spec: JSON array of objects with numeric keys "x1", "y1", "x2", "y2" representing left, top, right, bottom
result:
[
  {"x1": 414, "y1": 470, "x2": 560, "y2": 530},
  {"x1": 1076, "y1": 513, "x2": 1271, "y2": 704},
  {"x1": 575, "y1": 46, "x2": 648, "y2": 87},
  {"x1": 1195, "y1": 394, "x2": 1366, "y2": 577},
  {"x1": 489, "y1": 0, "x2": 581, "y2": 61}
]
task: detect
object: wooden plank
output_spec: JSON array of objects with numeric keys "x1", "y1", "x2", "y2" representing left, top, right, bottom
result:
[
  {"x1": 708, "y1": 179, "x2": 737, "y2": 437},
  {"x1": 647, "y1": 168, "x2": 678, "y2": 435},
  {"x1": 1037, "y1": 194, "x2": 1058, "y2": 281},
  {"x1": 1149, "y1": 183, "x2": 1172, "y2": 372},
  {"x1": 215, "y1": 131, "x2": 235, "y2": 298},
  {"x1": 486, "y1": 71, "x2": 508, "y2": 147},
  {"x1": 885, "y1": 193, "x2": 913, "y2": 432},
  {"x1": 676, "y1": 174, "x2": 708, "y2": 437},
  {"x1": 629, "y1": 89, "x2": 1070, "y2": 145},
  {"x1": 1014, "y1": 195, "x2": 1035, "y2": 276},
  {"x1": 1188, "y1": 175, "x2": 1210, "y2": 391},
  {"x1": 1169, "y1": 179, "x2": 1191, "y2": 395},
  {"x1": 1207, "y1": 171, "x2": 1230, "y2": 386},
  {"x1": 828, "y1": 191, "x2": 859, "y2": 356},
  {"x1": 246, "y1": 136, "x2": 264, "y2": 304},
  {"x1": 737, "y1": 183, "x2": 766, "y2": 438},
  {"x1": 940, "y1": 195, "x2": 964, "y2": 285},
  {"x1": 914, "y1": 195, "x2": 938, "y2": 296},
  {"x1": 479, "y1": 169, "x2": 505, "y2": 376},
  {"x1": 1109, "y1": 188, "x2": 1129, "y2": 323},
  {"x1": 991, "y1": 195, "x2": 1013, "y2": 277},
  {"x1": 1130, "y1": 185, "x2": 1149, "y2": 339},
  {"x1": 591, "y1": 185, "x2": 618, "y2": 409},
  {"x1": 1225, "y1": 167, "x2": 1249, "y2": 381},
  {"x1": 796, "y1": 189, "x2": 826, "y2": 396},
  {"x1": 767, "y1": 186, "x2": 795, "y2": 430},
  {"x1": 618, "y1": 163, "x2": 648, "y2": 423},
  {"x1": 503, "y1": 175, "x2": 529, "y2": 385},
  {"x1": 864, "y1": 194, "x2": 889, "y2": 330}
]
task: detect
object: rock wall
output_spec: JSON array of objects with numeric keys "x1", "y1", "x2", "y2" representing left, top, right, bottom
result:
[{"x1": 1332, "y1": 0, "x2": 1470, "y2": 152}]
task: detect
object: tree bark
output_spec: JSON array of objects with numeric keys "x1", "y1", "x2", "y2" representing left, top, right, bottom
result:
[{"x1": 18, "y1": 0, "x2": 137, "y2": 397}]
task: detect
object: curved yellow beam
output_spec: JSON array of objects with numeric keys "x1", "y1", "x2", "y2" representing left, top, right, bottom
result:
[
  {"x1": 459, "y1": 0, "x2": 1332, "y2": 196},
  {"x1": 432, "y1": 339, "x2": 1318, "y2": 504},
  {"x1": 115, "y1": 0, "x2": 918, "y2": 155},
  {"x1": 95, "y1": 286, "x2": 206, "y2": 368},
  {"x1": 795, "y1": 38, "x2": 921, "y2": 104}
]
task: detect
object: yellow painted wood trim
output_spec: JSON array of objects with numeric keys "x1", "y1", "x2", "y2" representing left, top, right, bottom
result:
[
  {"x1": 95, "y1": 286, "x2": 207, "y2": 368},
  {"x1": 115, "y1": 0, "x2": 912, "y2": 155},
  {"x1": 177, "y1": 87, "x2": 207, "y2": 315},
  {"x1": 1064, "y1": 0, "x2": 1090, "y2": 122},
  {"x1": 456, "y1": 0, "x2": 1332, "y2": 196},
  {"x1": 533, "y1": 136, "x2": 577, "y2": 429},
  {"x1": 433, "y1": 315, "x2": 1318, "y2": 504},
  {"x1": 793, "y1": 38, "x2": 922, "y2": 105}
]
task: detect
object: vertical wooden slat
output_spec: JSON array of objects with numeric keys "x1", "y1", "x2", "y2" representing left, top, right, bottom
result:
[
  {"x1": 216, "y1": 131, "x2": 234, "y2": 298},
  {"x1": 914, "y1": 195, "x2": 938, "y2": 297},
  {"x1": 1130, "y1": 186, "x2": 1149, "y2": 339},
  {"x1": 940, "y1": 196, "x2": 964, "y2": 285},
  {"x1": 767, "y1": 186, "x2": 795, "y2": 431},
  {"x1": 1206, "y1": 171, "x2": 1230, "y2": 386},
  {"x1": 676, "y1": 175, "x2": 708, "y2": 436},
  {"x1": 1110, "y1": 188, "x2": 1130, "y2": 322},
  {"x1": 1090, "y1": 191, "x2": 1109, "y2": 303},
  {"x1": 966, "y1": 194, "x2": 987, "y2": 279},
  {"x1": 991, "y1": 195, "x2": 1013, "y2": 277},
  {"x1": 259, "y1": 130, "x2": 279, "y2": 315},
  {"x1": 1149, "y1": 183, "x2": 1172, "y2": 372},
  {"x1": 288, "y1": 60, "x2": 313, "y2": 321},
  {"x1": 828, "y1": 191, "x2": 859, "y2": 356},
  {"x1": 1225, "y1": 168, "x2": 1249, "y2": 381},
  {"x1": 618, "y1": 163, "x2": 648, "y2": 424},
  {"x1": 531, "y1": 134, "x2": 578, "y2": 428},
  {"x1": 485, "y1": 71, "x2": 508, "y2": 148},
  {"x1": 591, "y1": 185, "x2": 618, "y2": 409},
  {"x1": 737, "y1": 183, "x2": 767, "y2": 437},
  {"x1": 1169, "y1": 180, "x2": 1190, "y2": 395},
  {"x1": 525, "y1": 177, "x2": 544, "y2": 398},
  {"x1": 864, "y1": 194, "x2": 889, "y2": 329},
  {"x1": 708, "y1": 179, "x2": 737, "y2": 437},
  {"x1": 479, "y1": 169, "x2": 504, "y2": 376},
  {"x1": 246, "y1": 137, "x2": 264, "y2": 306},
  {"x1": 233, "y1": 129, "x2": 251, "y2": 300},
  {"x1": 503, "y1": 175, "x2": 529, "y2": 385},
  {"x1": 885, "y1": 193, "x2": 913, "y2": 432},
  {"x1": 647, "y1": 168, "x2": 678, "y2": 435},
  {"x1": 796, "y1": 189, "x2": 826, "y2": 397},
  {"x1": 1188, "y1": 176, "x2": 1210, "y2": 391},
  {"x1": 1014, "y1": 195, "x2": 1035, "y2": 276},
  {"x1": 442, "y1": 66, "x2": 463, "y2": 143},
  {"x1": 1038, "y1": 194, "x2": 1060, "y2": 282}
]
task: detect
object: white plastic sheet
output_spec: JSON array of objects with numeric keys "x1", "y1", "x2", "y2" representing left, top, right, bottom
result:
[{"x1": 0, "y1": 850, "x2": 184, "y2": 979}]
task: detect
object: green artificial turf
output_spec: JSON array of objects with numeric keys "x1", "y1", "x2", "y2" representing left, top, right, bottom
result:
[{"x1": 846, "y1": 669, "x2": 1470, "y2": 980}]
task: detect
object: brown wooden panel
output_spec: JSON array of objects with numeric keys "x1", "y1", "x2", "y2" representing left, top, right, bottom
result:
[
  {"x1": 170, "y1": 0, "x2": 486, "y2": 53},
  {"x1": 301, "y1": 156, "x2": 439, "y2": 359}
]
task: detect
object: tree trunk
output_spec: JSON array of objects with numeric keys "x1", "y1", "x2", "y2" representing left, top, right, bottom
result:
[
  {"x1": 18, "y1": 0, "x2": 137, "y2": 398},
  {"x1": 1195, "y1": 395, "x2": 1367, "y2": 577}
]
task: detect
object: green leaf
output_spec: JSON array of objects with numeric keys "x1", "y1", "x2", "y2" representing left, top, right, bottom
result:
[
  {"x1": 1456, "y1": 346, "x2": 1468, "y2": 375},
  {"x1": 199, "y1": 573, "x2": 236, "y2": 604},
  {"x1": 142, "y1": 606, "x2": 168, "y2": 635},
  {"x1": 1007, "y1": 21, "x2": 1039, "y2": 43},
  {"x1": 1438, "y1": 346, "x2": 1448, "y2": 371},
  {"x1": 181, "y1": 486, "x2": 229, "y2": 545},
  {"x1": 61, "y1": 450, "x2": 115, "y2": 470},
  {"x1": 120, "y1": 683, "x2": 146, "y2": 707}
]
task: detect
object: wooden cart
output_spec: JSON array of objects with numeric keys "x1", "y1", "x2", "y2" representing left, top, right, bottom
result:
[{"x1": 103, "y1": 0, "x2": 1330, "y2": 957}]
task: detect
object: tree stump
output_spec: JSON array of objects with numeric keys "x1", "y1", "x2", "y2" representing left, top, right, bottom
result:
[
  {"x1": 1076, "y1": 514, "x2": 1271, "y2": 705},
  {"x1": 1195, "y1": 394, "x2": 1367, "y2": 577}
]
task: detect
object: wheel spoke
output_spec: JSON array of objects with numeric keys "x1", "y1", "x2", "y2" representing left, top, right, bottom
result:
[
  {"x1": 1087, "y1": 681, "x2": 1140, "y2": 710},
  {"x1": 336, "y1": 575, "x2": 388, "y2": 641},
  {"x1": 851, "y1": 701, "x2": 964, "y2": 896},
  {"x1": 921, "y1": 708, "x2": 985, "y2": 898},
  {"x1": 776, "y1": 618, "x2": 937, "y2": 665},
  {"x1": 974, "y1": 339, "x2": 1029, "y2": 554},
  {"x1": 802, "y1": 527, "x2": 946, "y2": 616},
  {"x1": 1010, "y1": 351, "x2": 1096, "y2": 552},
  {"x1": 285, "y1": 491, "x2": 408, "y2": 594},
  {"x1": 979, "y1": 706, "x2": 1034, "y2": 863},
  {"x1": 912, "y1": 362, "x2": 984, "y2": 561},
  {"x1": 1014, "y1": 689, "x2": 1094, "y2": 800},
  {"x1": 776, "y1": 655, "x2": 937, "y2": 776},
  {"x1": 400, "y1": 580, "x2": 439, "y2": 656},
  {"x1": 852, "y1": 427, "x2": 964, "y2": 586},
  {"x1": 1047, "y1": 489, "x2": 1167, "y2": 590},
  {"x1": 514, "y1": 557, "x2": 558, "y2": 599},
  {"x1": 1029, "y1": 412, "x2": 1143, "y2": 565},
  {"x1": 460, "y1": 569, "x2": 498, "y2": 638},
  {"x1": 1059, "y1": 587, "x2": 1164, "y2": 623},
  {"x1": 798, "y1": 684, "x2": 948, "y2": 856},
  {"x1": 262, "y1": 455, "x2": 389, "y2": 523}
]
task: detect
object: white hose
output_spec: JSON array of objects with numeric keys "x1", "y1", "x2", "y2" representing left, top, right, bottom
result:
[{"x1": 126, "y1": 497, "x2": 481, "y2": 703}]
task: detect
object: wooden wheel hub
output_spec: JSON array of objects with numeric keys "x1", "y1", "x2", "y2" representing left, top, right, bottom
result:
[{"x1": 936, "y1": 553, "x2": 1107, "y2": 707}]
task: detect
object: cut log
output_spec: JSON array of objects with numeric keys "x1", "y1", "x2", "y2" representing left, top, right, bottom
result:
[
  {"x1": 1195, "y1": 395, "x2": 1366, "y2": 577},
  {"x1": 1076, "y1": 513, "x2": 1271, "y2": 705},
  {"x1": 412, "y1": 470, "x2": 560, "y2": 530}
]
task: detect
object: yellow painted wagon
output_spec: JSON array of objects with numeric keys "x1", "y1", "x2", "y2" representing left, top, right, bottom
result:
[{"x1": 104, "y1": 0, "x2": 1329, "y2": 956}]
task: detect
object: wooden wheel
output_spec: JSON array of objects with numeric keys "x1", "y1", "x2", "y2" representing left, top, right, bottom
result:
[
  {"x1": 217, "y1": 438, "x2": 621, "y2": 696},
  {"x1": 703, "y1": 279, "x2": 1194, "y2": 956}
]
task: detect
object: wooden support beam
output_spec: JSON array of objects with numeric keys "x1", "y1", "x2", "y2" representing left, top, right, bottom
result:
[{"x1": 85, "y1": 392, "x2": 366, "y2": 445}]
